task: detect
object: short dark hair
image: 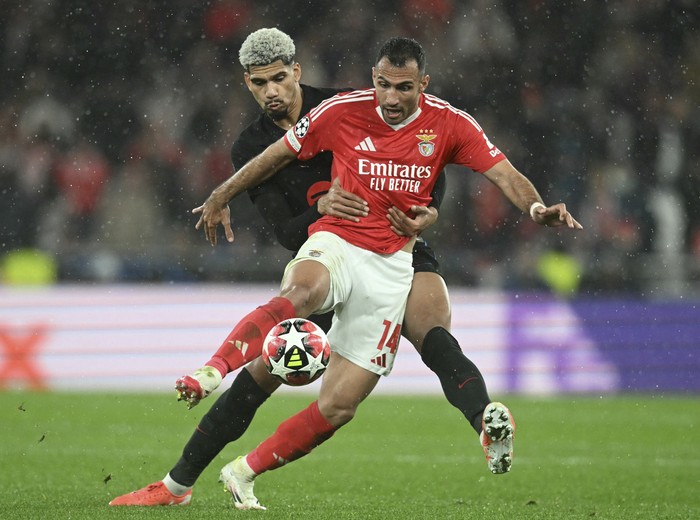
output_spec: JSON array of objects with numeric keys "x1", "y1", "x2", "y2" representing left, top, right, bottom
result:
[{"x1": 375, "y1": 37, "x2": 426, "y2": 74}]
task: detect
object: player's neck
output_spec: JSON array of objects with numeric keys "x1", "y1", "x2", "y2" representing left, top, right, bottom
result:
[{"x1": 274, "y1": 116, "x2": 296, "y2": 131}]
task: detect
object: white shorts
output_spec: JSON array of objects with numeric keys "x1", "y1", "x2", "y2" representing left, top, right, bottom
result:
[{"x1": 282, "y1": 231, "x2": 414, "y2": 376}]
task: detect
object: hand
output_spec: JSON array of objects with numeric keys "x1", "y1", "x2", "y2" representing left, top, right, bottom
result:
[
  {"x1": 531, "y1": 203, "x2": 583, "y2": 229},
  {"x1": 192, "y1": 191, "x2": 234, "y2": 246},
  {"x1": 175, "y1": 366, "x2": 223, "y2": 409},
  {"x1": 387, "y1": 205, "x2": 438, "y2": 236},
  {"x1": 317, "y1": 179, "x2": 368, "y2": 222}
]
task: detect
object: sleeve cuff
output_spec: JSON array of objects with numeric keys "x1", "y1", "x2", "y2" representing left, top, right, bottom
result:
[{"x1": 529, "y1": 202, "x2": 546, "y2": 219}]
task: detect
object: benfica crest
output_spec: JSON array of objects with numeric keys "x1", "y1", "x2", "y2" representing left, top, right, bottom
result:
[{"x1": 416, "y1": 132, "x2": 437, "y2": 157}]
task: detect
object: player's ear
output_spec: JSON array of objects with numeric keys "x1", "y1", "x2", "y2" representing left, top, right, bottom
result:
[
  {"x1": 419, "y1": 74, "x2": 430, "y2": 93},
  {"x1": 243, "y1": 72, "x2": 253, "y2": 91},
  {"x1": 293, "y1": 62, "x2": 302, "y2": 81}
]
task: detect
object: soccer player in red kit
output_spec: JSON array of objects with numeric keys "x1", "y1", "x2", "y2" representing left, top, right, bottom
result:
[
  {"x1": 108, "y1": 29, "x2": 504, "y2": 509},
  {"x1": 186, "y1": 37, "x2": 581, "y2": 510}
]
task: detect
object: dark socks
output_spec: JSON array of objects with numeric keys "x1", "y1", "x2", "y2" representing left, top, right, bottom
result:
[
  {"x1": 420, "y1": 326, "x2": 491, "y2": 434},
  {"x1": 168, "y1": 368, "x2": 270, "y2": 486}
]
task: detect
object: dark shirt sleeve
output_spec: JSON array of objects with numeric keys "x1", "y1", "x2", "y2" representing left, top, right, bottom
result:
[
  {"x1": 429, "y1": 170, "x2": 446, "y2": 210},
  {"x1": 232, "y1": 124, "x2": 327, "y2": 251},
  {"x1": 231, "y1": 141, "x2": 254, "y2": 176},
  {"x1": 252, "y1": 189, "x2": 322, "y2": 251}
]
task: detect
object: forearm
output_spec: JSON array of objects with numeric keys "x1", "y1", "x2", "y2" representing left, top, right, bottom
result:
[
  {"x1": 480, "y1": 160, "x2": 581, "y2": 230},
  {"x1": 483, "y1": 159, "x2": 543, "y2": 214},
  {"x1": 501, "y1": 171, "x2": 543, "y2": 214},
  {"x1": 214, "y1": 141, "x2": 294, "y2": 205}
]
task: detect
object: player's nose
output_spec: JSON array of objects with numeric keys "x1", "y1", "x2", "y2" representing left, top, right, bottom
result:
[
  {"x1": 264, "y1": 84, "x2": 278, "y2": 98},
  {"x1": 385, "y1": 88, "x2": 400, "y2": 105}
]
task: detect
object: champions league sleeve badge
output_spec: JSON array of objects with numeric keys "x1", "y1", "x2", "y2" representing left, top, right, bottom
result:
[{"x1": 295, "y1": 116, "x2": 310, "y2": 138}]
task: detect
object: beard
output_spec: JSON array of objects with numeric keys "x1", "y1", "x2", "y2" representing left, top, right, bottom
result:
[{"x1": 265, "y1": 103, "x2": 289, "y2": 121}]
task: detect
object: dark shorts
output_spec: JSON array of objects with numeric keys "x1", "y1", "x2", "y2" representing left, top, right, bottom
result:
[{"x1": 412, "y1": 237, "x2": 442, "y2": 276}]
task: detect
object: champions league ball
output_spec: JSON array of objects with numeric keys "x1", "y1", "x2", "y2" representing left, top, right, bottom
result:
[{"x1": 262, "y1": 318, "x2": 331, "y2": 386}]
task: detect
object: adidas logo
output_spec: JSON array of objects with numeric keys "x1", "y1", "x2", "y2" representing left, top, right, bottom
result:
[
  {"x1": 286, "y1": 347, "x2": 304, "y2": 368},
  {"x1": 273, "y1": 452, "x2": 289, "y2": 467},
  {"x1": 354, "y1": 137, "x2": 376, "y2": 152},
  {"x1": 228, "y1": 339, "x2": 249, "y2": 356},
  {"x1": 371, "y1": 353, "x2": 387, "y2": 368}
]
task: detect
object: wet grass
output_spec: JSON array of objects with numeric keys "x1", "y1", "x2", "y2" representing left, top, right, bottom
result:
[{"x1": 1, "y1": 392, "x2": 698, "y2": 519}]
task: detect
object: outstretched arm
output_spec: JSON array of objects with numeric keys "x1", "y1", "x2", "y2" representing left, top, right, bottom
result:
[
  {"x1": 482, "y1": 159, "x2": 583, "y2": 229},
  {"x1": 192, "y1": 139, "x2": 296, "y2": 245}
]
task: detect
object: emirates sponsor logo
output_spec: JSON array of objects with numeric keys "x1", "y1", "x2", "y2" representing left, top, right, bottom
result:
[{"x1": 357, "y1": 158, "x2": 432, "y2": 179}]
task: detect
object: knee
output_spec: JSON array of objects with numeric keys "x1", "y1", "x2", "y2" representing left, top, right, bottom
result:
[
  {"x1": 404, "y1": 313, "x2": 451, "y2": 352},
  {"x1": 421, "y1": 326, "x2": 462, "y2": 364},
  {"x1": 280, "y1": 283, "x2": 327, "y2": 317},
  {"x1": 317, "y1": 400, "x2": 357, "y2": 428},
  {"x1": 247, "y1": 359, "x2": 282, "y2": 395},
  {"x1": 279, "y1": 285, "x2": 313, "y2": 315},
  {"x1": 280, "y1": 262, "x2": 330, "y2": 316},
  {"x1": 404, "y1": 300, "x2": 451, "y2": 353}
]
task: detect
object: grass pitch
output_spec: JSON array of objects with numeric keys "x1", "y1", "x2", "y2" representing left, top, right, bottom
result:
[{"x1": 1, "y1": 391, "x2": 698, "y2": 519}]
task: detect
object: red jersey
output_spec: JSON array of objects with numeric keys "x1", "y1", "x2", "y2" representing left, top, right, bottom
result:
[{"x1": 284, "y1": 89, "x2": 505, "y2": 254}]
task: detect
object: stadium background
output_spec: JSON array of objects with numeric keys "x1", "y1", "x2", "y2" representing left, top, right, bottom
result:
[{"x1": 0, "y1": 0, "x2": 698, "y2": 395}]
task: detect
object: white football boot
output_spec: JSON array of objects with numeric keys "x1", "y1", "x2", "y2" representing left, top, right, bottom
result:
[
  {"x1": 219, "y1": 456, "x2": 266, "y2": 510},
  {"x1": 480, "y1": 402, "x2": 516, "y2": 474}
]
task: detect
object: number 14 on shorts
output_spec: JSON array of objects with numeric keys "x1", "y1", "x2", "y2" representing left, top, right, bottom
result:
[{"x1": 377, "y1": 320, "x2": 401, "y2": 353}]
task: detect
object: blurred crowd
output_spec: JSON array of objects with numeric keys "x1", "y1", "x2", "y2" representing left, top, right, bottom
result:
[{"x1": 1, "y1": 0, "x2": 698, "y2": 297}]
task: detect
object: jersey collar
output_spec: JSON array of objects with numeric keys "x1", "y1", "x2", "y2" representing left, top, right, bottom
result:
[{"x1": 375, "y1": 105, "x2": 422, "y2": 131}]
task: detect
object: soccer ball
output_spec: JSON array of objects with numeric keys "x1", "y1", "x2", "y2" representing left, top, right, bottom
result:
[{"x1": 262, "y1": 318, "x2": 331, "y2": 386}]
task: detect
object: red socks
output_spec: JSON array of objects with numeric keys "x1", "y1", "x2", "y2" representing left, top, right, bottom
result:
[
  {"x1": 206, "y1": 297, "x2": 296, "y2": 377},
  {"x1": 246, "y1": 401, "x2": 337, "y2": 475},
  {"x1": 204, "y1": 300, "x2": 337, "y2": 476}
]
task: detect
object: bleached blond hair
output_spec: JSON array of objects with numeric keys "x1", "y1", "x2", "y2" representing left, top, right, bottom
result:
[{"x1": 239, "y1": 28, "x2": 295, "y2": 70}]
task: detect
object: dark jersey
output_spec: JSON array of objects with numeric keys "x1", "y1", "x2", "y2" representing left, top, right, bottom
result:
[
  {"x1": 231, "y1": 84, "x2": 445, "y2": 253},
  {"x1": 231, "y1": 85, "x2": 342, "y2": 251}
]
